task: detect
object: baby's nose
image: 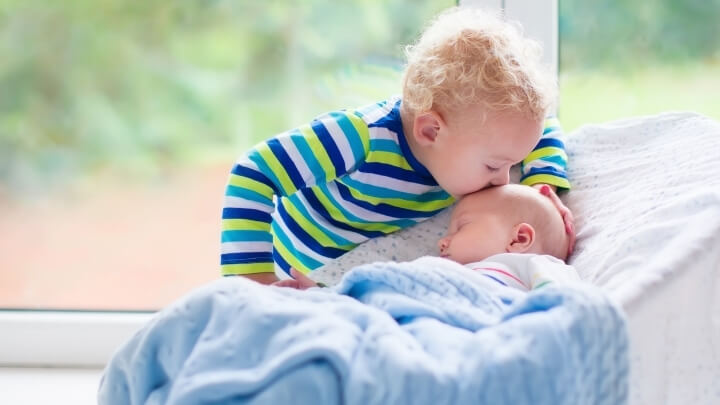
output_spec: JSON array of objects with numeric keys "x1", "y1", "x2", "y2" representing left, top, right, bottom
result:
[{"x1": 438, "y1": 237, "x2": 449, "y2": 252}]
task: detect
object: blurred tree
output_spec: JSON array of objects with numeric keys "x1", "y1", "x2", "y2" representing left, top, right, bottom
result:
[
  {"x1": 0, "y1": 0, "x2": 453, "y2": 192},
  {"x1": 560, "y1": 0, "x2": 720, "y2": 70}
]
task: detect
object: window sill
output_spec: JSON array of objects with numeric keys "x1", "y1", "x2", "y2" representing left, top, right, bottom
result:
[
  {"x1": 0, "y1": 310, "x2": 152, "y2": 367},
  {"x1": 0, "y1": 367, "x2": 103, "y2": 405}
]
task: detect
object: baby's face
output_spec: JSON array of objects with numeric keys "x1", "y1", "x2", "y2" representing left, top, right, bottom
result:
[
  {"x1": 423, "y1": 105, "x2": 542, "y2": 197},
  {"x1": 438, "y1": 184, "x2": 563, "y2": 264},
  {"x1": 438, "y1": 187, "x2": 514, "y2": 264}
]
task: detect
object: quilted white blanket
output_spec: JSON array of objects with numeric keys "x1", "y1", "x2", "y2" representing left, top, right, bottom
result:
[{"x1": 313, "y1": 112, "x2": 720, "y2": 404}]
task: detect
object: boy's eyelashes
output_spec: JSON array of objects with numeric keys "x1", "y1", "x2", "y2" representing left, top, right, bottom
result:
[{"x1": 486, "y1": 165, "x2": 500, "y2": 172}]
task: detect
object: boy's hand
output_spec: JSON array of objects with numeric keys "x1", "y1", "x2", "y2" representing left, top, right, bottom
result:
[
  {"x1": 243, "y1": 273, "x2": 279, "y2": 285},
  {"x1": 272, "y1": 268, "x2": 321, "y2": 290},
  {"x1": 534, "y1": 184, "x2": 576, "y2": 257}
]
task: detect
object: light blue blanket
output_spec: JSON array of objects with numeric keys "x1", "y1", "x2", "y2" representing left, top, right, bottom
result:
[{"x1": 98, "y1": 257, "x2": 628, "y2": 405}]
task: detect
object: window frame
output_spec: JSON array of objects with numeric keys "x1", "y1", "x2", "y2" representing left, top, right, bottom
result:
[{"x1": 0, "y1": 0, "x2": 558, "y2": 368}]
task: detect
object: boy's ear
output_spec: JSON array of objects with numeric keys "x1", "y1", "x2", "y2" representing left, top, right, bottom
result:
[
  {"x1": 506, "y1": 223, "x2": 535, "y2": 253},
  {"x1": 412, "y1": 111, "x2": 444, "y2": 146}
]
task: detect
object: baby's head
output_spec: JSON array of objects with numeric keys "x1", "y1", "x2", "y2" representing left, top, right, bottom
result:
[
  {"x1": 438, "y1": 184, "x2": 568, "y2": 264},
  {"x1": 401, "y1": 7, "x2": 557, "y2": 197}
]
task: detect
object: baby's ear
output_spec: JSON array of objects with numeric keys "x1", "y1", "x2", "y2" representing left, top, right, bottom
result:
[
  {"x1": 506, "y1": 223, "x2": 535, "y2": 253},
  {"x1": 413, "y1": 111, "x2": 443, "y2": 146}
]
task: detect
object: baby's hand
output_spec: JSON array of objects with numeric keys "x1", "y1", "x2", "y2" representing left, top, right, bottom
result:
[
  {"x1": 271, "y1": 268, "x2": 323, "y2": 290},
  {"x1": 535, "y1": 184, "x2": 576, "y2": 257}
]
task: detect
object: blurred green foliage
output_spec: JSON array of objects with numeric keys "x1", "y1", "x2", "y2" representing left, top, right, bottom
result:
[
  {"x1": 560, "y1": 0, "x2": 720, "y2": 70},
  {"x1": 1, "y1": 0, "x2": 719, "y2": 190},
  {"x1": 558, "y1": 0, "x2": 720, "y2": 131},
  {"x1": 0, "y1": 0, "x2": 451, "y2": 190}
]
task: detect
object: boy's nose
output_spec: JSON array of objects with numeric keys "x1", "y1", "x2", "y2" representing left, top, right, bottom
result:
[{"x1": 490, "y1": 169, "x2": 510, "y2": 186}]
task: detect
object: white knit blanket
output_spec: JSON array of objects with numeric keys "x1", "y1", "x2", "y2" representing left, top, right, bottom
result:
[{"x1": 313, "y1": 111, "x2": 720, "y2": 404}]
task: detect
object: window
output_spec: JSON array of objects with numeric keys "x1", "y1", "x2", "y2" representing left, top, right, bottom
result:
[
  {"x1": 558, "y1": 0, "x2": 720, "y2": 131},
  {"x1": 5, "y1": 0, "x2": 716, "y2": 368},
  {"x1": 0, "y1": 0, "x2": 455, "y2": 366}
]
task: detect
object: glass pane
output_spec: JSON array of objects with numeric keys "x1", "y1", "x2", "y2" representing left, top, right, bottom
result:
[
  {"x1": 0, "y1": 0, "x2": 456, "y2": 310},
  {"x1": 558, "y1": 0, "x2": 720, "y2": 132}
]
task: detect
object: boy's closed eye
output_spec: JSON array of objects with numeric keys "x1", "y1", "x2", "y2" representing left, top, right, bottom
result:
[{"x1": 486, "y1": 165, "x2": 501, "y2": 172}]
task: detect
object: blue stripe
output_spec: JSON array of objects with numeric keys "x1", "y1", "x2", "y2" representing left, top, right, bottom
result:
[
  {"x1": 543, "y1": 125, "x2": 560, "y2": 135},
  {"x1": 538, "y1": 155, "x2": 567, "y2": 167},
  {"x1": 311, "y1": 119, "x2": 346, "y2": 176},
  {"x1": 301, "y1": 188, "x2": 386, "y2": 238},
  {"x1": 290, "y1": 131, "x2": 327, "y2": 184},
  {"x1": 534, "y1": 137, "x2": 565, "y2": 149},
  {"x1": 369, "y1": 139, "x2": 400, "y2": 153},
  {"x1": 273, "y1": 249, "x2": 292, "y2": 275},
  {"x1": 316, "y1": 183, "x2": 416, "y2": 228},
  {"x1": 340, "y1": 176, "x2": 449, "y2": 203},
  {"x1": 221, "y1": 230, "x2": 273, "y2": 243},
  {"x1": 271, "y1": 221, "x2": 324, "y2": 269},
  {"x1": 231, "y1": 165, "x2": 279, "y2": 195},
  {"x1": 225, "y1": 186, "x2": 274, "y2": 206},
  {"x1": 247, "y1": 150, "x2": 288, "y2": 196},
  {"x1": 276, "y1": 201, "x2": 349, "y2": 259},
  {"x1": 483, "y1": 274, "x2": 508, "y2": 286},
  {"x1": 284, "y1": 195, "x2": 354, "y2": 246},
  {"x1": 267, "y1": 137, "x2": 305, "y2": 190},
  {"x1": 221, "y1": 252, "x2": 273, "y2": 264},
  {"x1": 358, "y1": 162, "x2": 437, "y2": 186},
  {"x1": 524, "y1": 167, "x2": 568, "y2": 178},
  {"x1": 331, "y1": 112, "x2": 366, "y2": 164},
  {"x1": 335, "y1": 181, "x2": 443, "y2": 219},
  {"x1": 222, "y1": 208, "x2": 272, "y2": 222}
]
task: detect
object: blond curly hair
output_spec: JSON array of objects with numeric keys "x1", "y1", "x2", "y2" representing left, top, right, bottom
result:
[{"x1": 402, "y1": 7, "x2": 556, "y2": 120}]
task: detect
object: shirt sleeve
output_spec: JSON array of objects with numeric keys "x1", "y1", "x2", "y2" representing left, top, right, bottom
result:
[
  {"x1": 220, "y1": 110, "x2": 370, "y2": 275},
  {"x1": 519, "y1": 116, "x2": 571, "y2": 190}
]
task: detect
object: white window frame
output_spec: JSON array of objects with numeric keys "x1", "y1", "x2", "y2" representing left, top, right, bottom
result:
[
  {"x1": 0, "y1": 0, "x2": 558, "y2": 368},
  {"x1": 461, "y1": 0, "x2": 558, "y2": 79}
]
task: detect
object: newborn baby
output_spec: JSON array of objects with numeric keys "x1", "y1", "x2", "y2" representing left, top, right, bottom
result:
[
  {"x1": 438, "y1": 184, "x2": 578, "y2": 291},
  {"x1": 276, "y1": 184, "x2": 579, "y2": 291}
]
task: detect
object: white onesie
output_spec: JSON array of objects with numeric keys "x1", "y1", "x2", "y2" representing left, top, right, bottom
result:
[{"x1": 464, "y1": 253, "x2": 580, "y2": 292}]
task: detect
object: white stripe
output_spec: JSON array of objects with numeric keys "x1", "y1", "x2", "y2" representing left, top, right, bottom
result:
[
  {"x1": 292, "y1": 192, "x2": 368, "y2": 244},
  {"x1": 541, "y1": 127, "x2": 563, "y2": 139},
  {"x1": 320, "y1": 115, "x2": 357, "y2": 173},
  {"x1": 276, "y1": 134, "x2": 316, "y2": 187},
  {"x1": 369, "y1": 126, "x2": 399, "y2": 141},
  {"x1": 349, "y1": 170, "x2": 436, "y2": 195},
  {"x1": 324, "y1": 182, "x2": 399, "y2": 223},
  {"x1": 272, "y1": 213, "x2": 331, "y2": 263},
  {"x1": 522, "y1": 159, "x2": 564, "y2": 175},
  {"x1": 223, "y1": 195, "x2": 274, "y2": 211},
  {"x1": 359, "y1": 98, "x2": 397, "y2": 122},
  {"x1": 234, "y1": 155, "x2": 261, "y2": 171},
  {"x1": 221, "y1": 241, "x2": 273, "y2": 254}
]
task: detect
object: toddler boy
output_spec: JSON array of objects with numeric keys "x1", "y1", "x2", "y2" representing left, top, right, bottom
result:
[{"x1": 221, "y1": 7, "x2": 573, "y2": 284}]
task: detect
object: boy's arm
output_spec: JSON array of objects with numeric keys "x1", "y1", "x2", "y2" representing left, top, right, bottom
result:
[
  {"x1": 519, "y1": 116, "x2": 570, "y2": 190},
  {"x1": 221, "y1": 111, "x2": 370, "y2": 278},
  {"x1": 521, "y1": 117, "x2": 575, "y2": 255}
]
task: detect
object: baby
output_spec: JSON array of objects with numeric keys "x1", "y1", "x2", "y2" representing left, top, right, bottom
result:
[
  {"x1": 277, "y1": 184, "x2": 578, "y2": 291},
  {"x1": 438, "y1": 183, "x2": 578, "y2": 291}
]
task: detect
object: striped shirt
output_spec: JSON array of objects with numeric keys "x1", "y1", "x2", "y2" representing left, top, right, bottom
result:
[{"x1": 221, "y1": 97, "x2": 570, "y2": 276}]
